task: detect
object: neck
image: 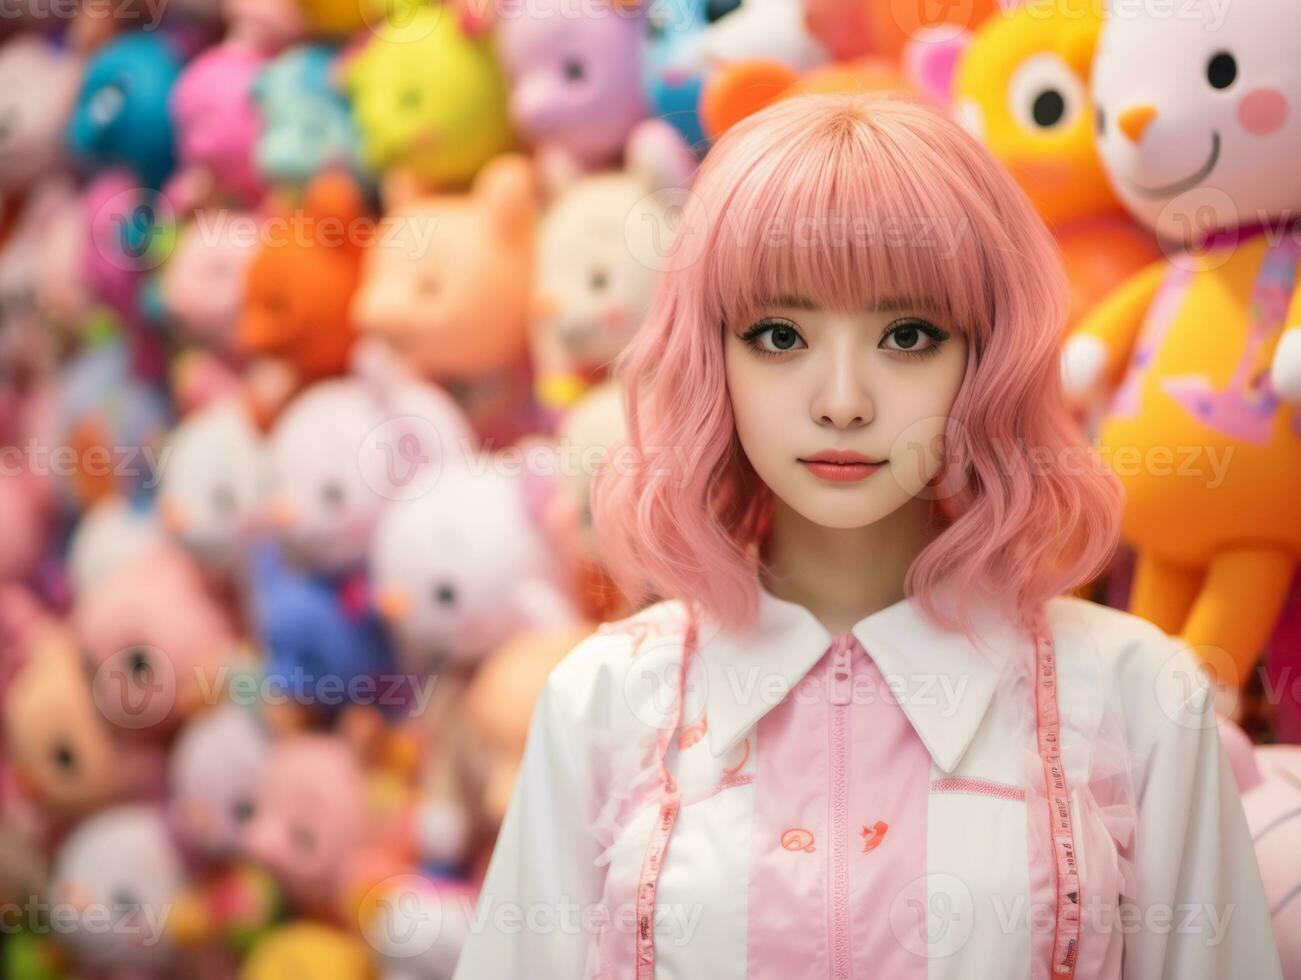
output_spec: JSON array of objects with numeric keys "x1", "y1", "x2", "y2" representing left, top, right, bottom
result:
[{"x1": 760, "y1": 495, "x2": 938, "y2": 635}]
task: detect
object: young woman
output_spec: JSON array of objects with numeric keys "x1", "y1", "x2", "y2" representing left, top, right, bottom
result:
[{"x1": 453, "y1": 94, "x2": 1280, "y2": 979}]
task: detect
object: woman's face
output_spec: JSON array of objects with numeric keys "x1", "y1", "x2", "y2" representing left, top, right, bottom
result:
[{"x1": 724, "y1": 298, "x2": 969, "y2": 530}]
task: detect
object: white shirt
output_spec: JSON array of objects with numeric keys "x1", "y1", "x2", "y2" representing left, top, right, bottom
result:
[{"x1": 453, "y1": 584, "x2": 1282, "y2": 979}]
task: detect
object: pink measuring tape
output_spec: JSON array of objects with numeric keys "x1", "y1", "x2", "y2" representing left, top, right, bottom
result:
[
  {"x1": 632, "y1": 612, "x2": 1080, "y2": 978},
  {"x1": 634, "y1": 617, "x2": 699, "y2": 980},
  {"x1": 1032, "y1": 613, "x2": 1081, "y2": 977}
]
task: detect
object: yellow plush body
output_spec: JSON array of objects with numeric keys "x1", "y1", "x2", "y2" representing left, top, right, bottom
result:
[
  {"x1": 344, "y1": 6, "x2": 513, "y2": 187},
  {"x1": 1074, "y1": 234, "x2": 1301, "y2": 688}
]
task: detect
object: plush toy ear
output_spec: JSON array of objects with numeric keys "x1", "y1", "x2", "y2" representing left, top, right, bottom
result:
[
  {"x1": 901, "y1": 27, "x2": 972, "y2": 107},
  {"x1": 380, "y1": 169, "x2": 425, "y2": 213},
  {"x1": 304, "y1": 173, "x2": 367, "y2": 227},
  {"x1": 626, "y1": 118, "x2": 698, "y2": 191},
  {"x1": 331, "y1": 34, "x2": 370, "y2": 93},
  {"x1": 474, "y1": 154, "x2": 537, "y2": 243},
  {"x1": 1060, "y1": 16, "x2": 1102, "y2": 79}
]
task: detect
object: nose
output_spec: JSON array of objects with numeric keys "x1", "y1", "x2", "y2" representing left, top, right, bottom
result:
[
  {"x1": 1118, "y1": 104, "x2": 1158, "y2": 143},
  {"x1": 811, "y1": 357, "x2": 873, "y2": 430}
]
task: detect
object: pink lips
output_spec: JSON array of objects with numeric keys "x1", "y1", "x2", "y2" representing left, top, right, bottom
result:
[{"x1": 798, "y1": 450, "x2": 885, "y2": 484}]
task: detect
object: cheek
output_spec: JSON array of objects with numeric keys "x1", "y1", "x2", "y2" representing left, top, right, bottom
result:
[{"x1": 1238, "y1": 88, "x2": 1289, "y2": 137}]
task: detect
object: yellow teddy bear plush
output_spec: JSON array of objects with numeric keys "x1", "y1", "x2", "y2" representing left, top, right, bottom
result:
[
  {"x1": 909, "y1": 0, "x2": 1157, "y2": 327},
  {"x1": 1063, "y1": 0, "x2": 1301, "y2": 694},
  {"x1": 343, "y1": 3, "x2": 514, "y2": 187}
]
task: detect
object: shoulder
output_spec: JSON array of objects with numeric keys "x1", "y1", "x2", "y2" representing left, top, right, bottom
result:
[
  {"x1": 1043, "y1": 595, "x2": 1214, "y2": 751},
  {"x1": 540, "y1": 599, "x2": 694, "y2": 732}
]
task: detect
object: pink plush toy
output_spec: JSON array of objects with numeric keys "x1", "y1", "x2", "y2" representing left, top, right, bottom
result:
[
  {"x1": 496, "y1": 0, "x2": 649, "y2": 186},
  {"x1": 222, "y1": 0, "x2": 304, "y2": 53},
  {"x1": 351, "y1": 157, "x2": 539, "y2": 446},
  {"x1": 49, "y1": 805, "x2": 187, "y2": 980},
  {"x1": 74, "y1": 541, "x2": 238, "y2": 739},
  {"x1": 0, "y1": 36, "x2": 82, "y2": 196},
  {"x1": 241, "y1": 734, "x2": 369, "y2": 919},
  {"x1": 263, "y1": 375, "x2": 473, "y2": 576},
  {"x1": 160, "y1": 210, "x2": 258, "y2": 358},
  {"x1": 1219, "y1": 719, "x2": 1301, "y2": 978},
  {"x1": 169, "y1": 703, "x2": 270, "y2": 861},
  {"x1": 168, "y1": 42, "x2": 268, "y2": 210}
]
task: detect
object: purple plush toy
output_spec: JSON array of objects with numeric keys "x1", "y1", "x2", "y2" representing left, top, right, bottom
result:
[{"x1": 496, "y1": 0, "x2": 649, "y2": 187}]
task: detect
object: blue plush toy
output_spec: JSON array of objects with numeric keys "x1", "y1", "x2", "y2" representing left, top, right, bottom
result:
[
  {"x1": 642, "y1": 0, "x2": 709, "y2": 150},
  {"x1": 249, "y1": 543, "x2": 397, "y2": 717},
  {"x1": 66, "y1": 32, "x2": 184, "y2": 189},
  {"x1": 251, "y1": 45, "x2": 365, "y2": 188}
]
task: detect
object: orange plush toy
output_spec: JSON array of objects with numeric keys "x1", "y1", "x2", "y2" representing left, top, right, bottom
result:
[
  {"x1": 805, "y1": 0, "x2": 998, "y2": 62},
  {"x1": 237, "y1": 174, "x2": 366, "y2": 427},
  {"x1": 700, "y1": 58, "x2": 906, "y2": 141}
]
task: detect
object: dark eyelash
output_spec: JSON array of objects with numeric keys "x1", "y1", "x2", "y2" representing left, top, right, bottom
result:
[
  {"x1": 881, "y1": 318, "x2": 949, "y2": 359},
  {"x1": 737, "y1": 318, "x2": 801, "y2": 358}
]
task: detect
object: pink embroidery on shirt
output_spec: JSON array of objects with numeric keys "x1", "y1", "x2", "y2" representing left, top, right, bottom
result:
[
  {"x1": 859, "y1": 821, "x2": 888, "y2": 852},
  {"x1": 723, "y1": 737, "x2": 751, "y2": 776},
  {"x1": 930, "y1": 776, "x2": 1027, "y2": 802},
  {"x1": 780, "y1": 828, "x2": 816, "y2": 853},
  {"x1": 678, "y1": 715, "x2": 708, "y2": 749}
]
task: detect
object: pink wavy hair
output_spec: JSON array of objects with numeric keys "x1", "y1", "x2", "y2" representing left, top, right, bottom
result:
[{"x1": 592, "y1": 93, "x2": 1122, "y2": 634}]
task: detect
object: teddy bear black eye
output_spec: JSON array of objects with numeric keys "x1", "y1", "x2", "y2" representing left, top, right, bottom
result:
[
  {"x1": 590, "y1": 269, "x2": 609, "y2": 292},
  {"x1": 231, "y1": 799, "x2": 255, "y2": 824},
  {"x1": 1095, "y1": 106, "x2": 1105, "y2": 136},
  {"x1": 52, "y1": 742, "x2": 77, "y2": 772},
  {"x1": 563, "y1": 58, "x2": 584, "y2": 82},
  {"x1": 1206, "y1": 51, "x2": 1237, "y2": 90},
  {"x1": 433, "y1": 583, "x2": 457, "y2": 606},
  {"x1": 127, "y1": 647, "x2": 151, "y2": 681}
]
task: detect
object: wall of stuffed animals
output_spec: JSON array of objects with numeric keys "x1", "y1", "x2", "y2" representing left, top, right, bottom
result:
[{"x1": 0, "y1": 0, "x2": 1299, "y2": 976}]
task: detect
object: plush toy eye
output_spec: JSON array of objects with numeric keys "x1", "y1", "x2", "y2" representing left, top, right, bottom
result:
[
  {"x1": 291, "y1": 824, "x2": 316, "y2": 853},
  {"x1": 231, "y1": 799, "x2": 255, "y2": 824},
  {"x1": 51, "y1": 742, "x2": 77, "y2": 772},
  {"x1": 1095, "y1": 106, "x2": 1105, "y2": 136},
  {"x1": 321, "y1": 481, "x2": 345, "y2": 507},
  {"x1": 400, "y1": 88, "x2": 423, "y2": 110},
  {"x1": 563, "y1": 58, "x2": 585, "y2": 82},
  {"x1": 1206, "y1": 51, "x2": 1237, "y2": 89},
  {"x1": 1007, "y1": 53, "x2": 1085, "y2": 133},
  {"x1": 589, "y1": 268, "x2": 609, "y2": 292},
  {"x1": 112, "y1": 888, "x2": 141, "y2": 911},
  {"x1": 126, "y1": 647, "x2": 152, "y2": 682},
  {"x1": 211, "y1": 485, "x2": 236, "y2": 516},
  {"x1": 706, "y1": 0, "x2": 742, "y2": 23},
  {"x1": 433, "y1": 582, "x2": 457, "y2": 606}
]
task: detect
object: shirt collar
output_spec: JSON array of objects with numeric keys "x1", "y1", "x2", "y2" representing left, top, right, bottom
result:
[{"x1": 698, "y1": 575, "x2": 1027, "y2": 774}]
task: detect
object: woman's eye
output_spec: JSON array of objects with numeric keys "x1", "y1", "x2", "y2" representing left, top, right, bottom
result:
[
  {"x1": 742, "y1": 319, "x2": 806, "y2": 355},
  {"x1": 880, "y1": 319, "x2": 947, "y2": 357}
]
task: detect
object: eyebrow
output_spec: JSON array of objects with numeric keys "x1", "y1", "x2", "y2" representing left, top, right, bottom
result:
[{"x1": 757, "y1": 295, "x2": 939, "y2": 313}]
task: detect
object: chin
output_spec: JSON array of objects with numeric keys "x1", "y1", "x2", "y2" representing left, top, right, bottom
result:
[{"x1": 785, "y1": 486, "x2": 908, "y2": 530}]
